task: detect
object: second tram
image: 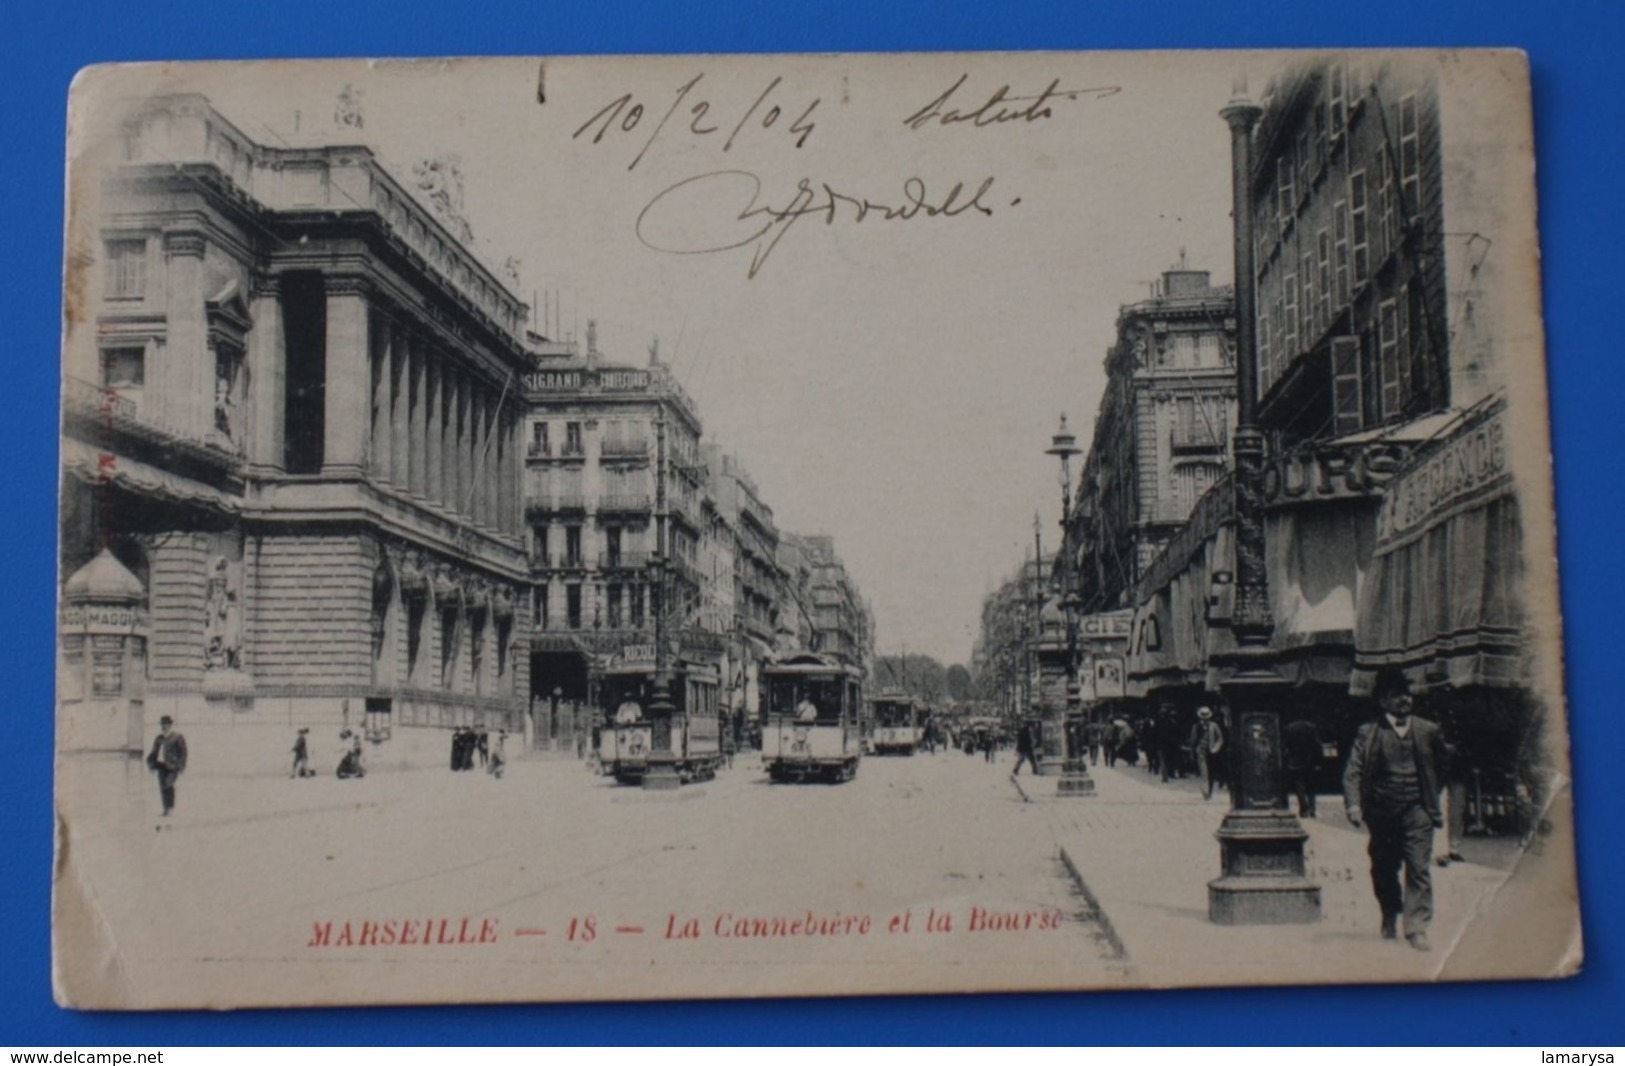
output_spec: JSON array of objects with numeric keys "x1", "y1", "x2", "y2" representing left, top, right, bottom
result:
[
  {"x1": 760, "y1": 652, "x2": 864, "y2": 784},
  {"x1": 870, "y1": 692, "x2": 923, "y2": 755}
]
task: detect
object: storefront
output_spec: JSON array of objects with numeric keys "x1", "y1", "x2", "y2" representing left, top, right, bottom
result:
[{"x1": 1355, "y1": 398, "x2": 1537, "y2": 835}]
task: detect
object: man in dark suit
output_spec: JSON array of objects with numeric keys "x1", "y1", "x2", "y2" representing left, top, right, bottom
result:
[
  {"x1": 1343, "y1": 669, "x2": 1450, "y2": 951},
  {"x1": 146, "y1": 715, "x2": 188, "y2": 817}
]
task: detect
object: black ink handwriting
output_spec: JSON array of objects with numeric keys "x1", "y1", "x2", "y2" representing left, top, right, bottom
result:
[
  {"x1": 573, "y1": 73, "x2": 820, "y2": 171},
  {"x1": 903, "y1": 74, "x2": 1120, "y2": 131},
  {"x1": 635, "y1": 170, "x2": 999, "y2": 279}
]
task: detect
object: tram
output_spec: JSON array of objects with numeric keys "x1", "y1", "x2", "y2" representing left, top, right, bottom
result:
[
  {"x1": 596, "y1": 643, "x2": 723, "y2": 785},
  {"x1": 760, "y1": 652, "x2": 864, "y2": 783},
  {"x1": 869, "y1": 692, "x2": 923, "y2": 755}
]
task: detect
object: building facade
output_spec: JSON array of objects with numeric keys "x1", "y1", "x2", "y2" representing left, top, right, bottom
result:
[
  {"x1": 61, "y1": 94, "x2": 533, "y2": 750},
  {"x1": 1071, "y1": 265, "x2": 1237, "y2": 615},
  {"x1": 61, "y1": 92, "x2": 879, "y2": 764},
  {"x1": 519, "y1": 330, "x2": 716, "y2": 746},
  {"x1": 1118, "y1": 55, "x2": 1540, "y2": 828}
]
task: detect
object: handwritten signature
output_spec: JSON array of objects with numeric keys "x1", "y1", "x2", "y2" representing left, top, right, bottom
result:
[
  {"x1": 635, "y1": 170, "x2": 999, "y2": 279},
  {"x1": 903, "y1": 74, "x2": 1120, "y2": 130}
]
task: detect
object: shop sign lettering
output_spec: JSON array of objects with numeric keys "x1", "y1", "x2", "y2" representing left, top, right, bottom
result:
[
  {"x1": 1262, "y1": 441, "x2": 1412, "y2": 506},
  {"x1": 1379, "y1": 412, "x2": 1509, "y2": 541},
  {"x1": 523, "y1": 369, "x2": 651, "y2": 394}
]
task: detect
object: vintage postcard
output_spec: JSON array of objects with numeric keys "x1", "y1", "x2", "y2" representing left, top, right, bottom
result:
[{"x1": 54, "y1": 50, "x2": 1579, "y2": 1009}]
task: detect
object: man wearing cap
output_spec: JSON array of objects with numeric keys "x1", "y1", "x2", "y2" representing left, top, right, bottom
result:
[
  {"x1": 1343, "y1": 668, "x2": 1451, "y2": 951},
  {"x1": 1189, "y1": 707, "x2": 1225, "y2": 800},
  {"x1": 146, "y1": 715, "x2": 188, "y2": 817}
]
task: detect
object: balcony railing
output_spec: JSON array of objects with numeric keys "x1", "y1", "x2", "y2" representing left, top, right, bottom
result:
[
  {"x1": 531, "y1": 494, "x2": 587, "y2": 514},
  {"x1": 600, "y1": 439, "x2": 650, "y2": 457},
  {"x1": 526, "y1": 441, "x2": 550, "y2": 458},
  {"x1": 598, "y1": 493, "x2": 652, "y2": 513}
]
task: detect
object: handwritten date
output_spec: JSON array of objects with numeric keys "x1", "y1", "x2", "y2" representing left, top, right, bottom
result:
[{"x1": 575, "y1": 73, "x2": 819, "y2": 171}]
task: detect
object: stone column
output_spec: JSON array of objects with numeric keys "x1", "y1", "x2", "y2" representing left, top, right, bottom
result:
[
  {"x1": 323, "y1": 276, "x2": 371, "y2": 476},
  {"x1": 499, "y1": 407, "x2": 515, "y2": 534},
  {"x1": 482, "y1": 394, "x2": 498, "y2": 530},
  {"x1": 425, "y1": 350, "x2": 443, "y2": 508},
  {"x1": 390, "y1": 324, "x2": 410, "y2": 493},
  {"x1": 408, "y1": 335, "x2": 427, "y2": 499},
  {"x1": 471, "y1": 386, "x2": 488, "y2": 529},
  {"x1": 449, "y1": 369, "x2": 467, "y2": 519},
  {"x1": 162, "y1": 231, "x2": 208, "y2": 437},
  {"x1": 440, "y1": 364, "x2": 458, "y2": 514},
  {"x1": 369, "y1": 309, "x2": 392, "y2": 486},
  {"x1": 247, "y1": 275, "x2": 285, "y2": 473}
]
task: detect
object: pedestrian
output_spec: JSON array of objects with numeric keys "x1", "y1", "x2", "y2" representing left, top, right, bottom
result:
[
  {"x1": 1282, "y1": 718, "x2": 1321, "y2": 818},
  {"x1": 1013, "y1": 719, "x2": 1042, "y2": 776},
  {"x1": 1189, "y1": 707, "x2": 1226, "y2": 800},
  {"x1": 290, "y1": 727, "x2": 311, "y2": 779},
  {"x1": 449, "y1": 727, "x2": 462, "y2": 771},
  {"x1": 488, "y1": 731, "x2": 507, "y2": 779},
  {"x1": 1085, "y1": 720, "x2": 1101, "y2": 766},
  {"x1": 1343, "y1": 668, "x2": 1450, "y2": 952},
  {"x1": 1140, "y1": 714, "x2": 1161, "y2": 776},
  {"x1": 476, "y1": 728, "x2": 490, "y2": 769},
  {"x1": 146, "y1": 715, "x2": 188, "y2": 817},
  {"x1": 337, "y1": 734, "x2": 365, "y2": 779},
  {"x1": 1159, "y1": 707, "x2": 1184, "y2": 782}
]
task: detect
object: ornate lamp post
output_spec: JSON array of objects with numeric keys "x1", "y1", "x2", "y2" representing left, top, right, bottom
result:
[
  {"x1": 1047, "y1": 415, "x2": 1095, "y2": 796},
  {"x1": 644, "y1": 408, "x2": 680, "y2": 790},
  {"x1": 1208, "y1": 77, "x2": 1319, "y2": 922}
]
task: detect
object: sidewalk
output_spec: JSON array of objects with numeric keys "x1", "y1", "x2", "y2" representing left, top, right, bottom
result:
[{"x1": 1011, "y1": 760, "x2": 1540, "y2": 988}]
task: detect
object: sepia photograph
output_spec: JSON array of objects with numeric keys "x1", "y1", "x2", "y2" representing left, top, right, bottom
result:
[{"x1": 49, "y1": 49, "x2": 1583, "y2": 1012}]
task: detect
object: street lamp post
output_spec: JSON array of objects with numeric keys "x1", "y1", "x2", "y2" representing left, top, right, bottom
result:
[
  {"x1": 644, "y1": 408, "x2": 680, "y2": 790},
  {"x1": 1048, "y1": 415, "x2": 1095, "y2": 797},
  {"x1": 1207, "y1": 77, "x2": 1319, "y2": 922}
]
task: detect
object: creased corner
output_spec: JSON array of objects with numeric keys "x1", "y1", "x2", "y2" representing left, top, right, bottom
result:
[
  {"x1": 1434, "y1": 770, "x2": 1583, "y2": 981},
  {"x1": 52, "y1": 802, "x2": 136, "y2": 1009}
]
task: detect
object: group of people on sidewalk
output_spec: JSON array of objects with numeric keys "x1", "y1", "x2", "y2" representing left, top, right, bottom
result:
[{"x1": 287, "y1": 727, "x2": 365, "y2": 780}]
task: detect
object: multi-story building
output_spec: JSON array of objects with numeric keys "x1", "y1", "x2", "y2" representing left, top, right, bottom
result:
[
  {"x1": 705, "y1": 448, "x2": 781, "y2": 728},
  {"x1": 774, "y1": 535, "x2": 816, "y2": 655},
  {"x1": 1124, "y1": 55, "x2": 1541, "y2": 824},
  {"x1": 1071, "y1": 265, "x2": 1237, "y2": 615},
  {"x1": 799, "y1": 535, "x2": 874, "y2": 670},
  {"x1": 60, "y1": 93, "x2": 533, "y2": 754},
  {"x1": 519, "y1": 329, "x2": 713, "y2": 746}
]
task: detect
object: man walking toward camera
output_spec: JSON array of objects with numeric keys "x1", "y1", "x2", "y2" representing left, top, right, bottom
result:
[
  {"x1": 1343, "y1": 669, "x2": 1450, "y2": 952},
  {"x1": 147, "y1": 715, "x2": 188, "y2": 817}
]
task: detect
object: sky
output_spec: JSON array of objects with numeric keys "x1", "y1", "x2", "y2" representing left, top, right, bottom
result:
[{"x1": 74, "y1": 53, "x2": 1253, "y2": 665}]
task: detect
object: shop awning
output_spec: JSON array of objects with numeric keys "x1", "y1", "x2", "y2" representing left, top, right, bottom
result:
[
  {"x1": 1354, "y1": 401, "x2": 1522, "y2": 692},
  {"x1": 62, "y1": 438, "x2": 242, "y2": 516}
]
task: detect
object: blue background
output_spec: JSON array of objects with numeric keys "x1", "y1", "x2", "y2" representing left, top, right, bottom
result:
[{"x1": 4, "y1": 0, "x2": 1621, "y2": 1047}]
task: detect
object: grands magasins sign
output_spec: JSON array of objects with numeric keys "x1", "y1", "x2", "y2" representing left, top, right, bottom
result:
[{"x1": 522, "y1": 368, "x2": 652, "y2": 394}]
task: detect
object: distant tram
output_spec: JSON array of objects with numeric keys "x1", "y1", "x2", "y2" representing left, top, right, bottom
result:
[
  {"x1": 760, "y1": 652, "x2": 864, "y2": 783},
  {"x1": 869, "y1": 692, "x2": 923, "y2": 755},
  {"x1": 596, "y1": 644, "x2": 723, "y2": 785}
]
